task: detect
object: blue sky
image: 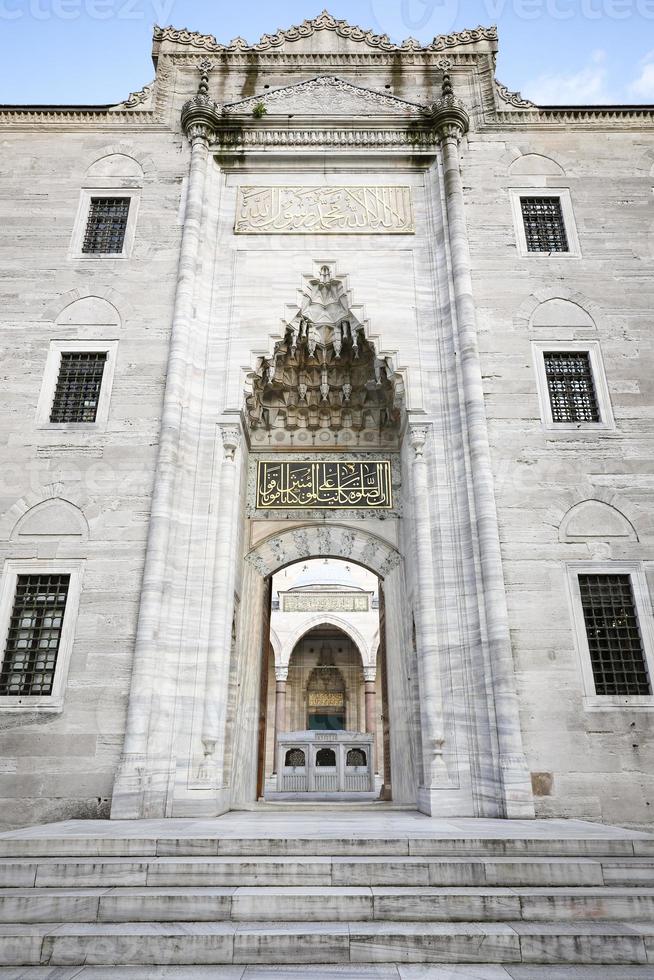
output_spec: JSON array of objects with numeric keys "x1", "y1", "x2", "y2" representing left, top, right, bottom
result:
[{"x1": 0, "y1": 0, "x2": 652, "y2": 105}]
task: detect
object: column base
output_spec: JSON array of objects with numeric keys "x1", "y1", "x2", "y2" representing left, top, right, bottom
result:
[
  {"x1": 110, "y1": 754, "x2": 171, "y2": 820},
  {"x1": 500, "y1": 753, "x2": 536, "y2": 819},
  {"x1": 416, "y1": 785, "x2": 476, "y2": 817}
]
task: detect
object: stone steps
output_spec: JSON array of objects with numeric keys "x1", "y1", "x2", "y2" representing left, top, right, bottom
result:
[
  {"x1": 0, "y1": 819, "x2": 652, "y2": 969},
  {"x1": 3, "y1": 967, "x2": 654, "y2": 980},
  {"x1": 1, "y1": 855, "x2": 652, "y2": 889},
  {"x1": 0, "y1": 885, "x2": 653, "y2": 923},
  {"x1": 1, "y1": 835, "x2": 651, "y2": 858},
  {"x1": 0, "y1": 919, "x2": 653, "y2": 967}
]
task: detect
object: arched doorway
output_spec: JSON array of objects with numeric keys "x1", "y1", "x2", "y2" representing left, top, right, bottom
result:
[{"x1": 259, "y1": 558, "x2": 388, "y2": 800}]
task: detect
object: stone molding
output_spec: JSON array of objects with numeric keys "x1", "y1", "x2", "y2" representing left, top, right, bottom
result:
[
  {"x1": 215, "y1": 129, "x2": 439, "y2": 149},
  {"x1": 115, "y1": 81, "x2": 156, "y2": 110},
  {"x1": 153, "y1": 17, "x2": 498, "y2": 54},
  {"x1": 245, "y1": 524, "x2": 401, "y2": 579},
  {"x1": 225, "y1": 76, "x2": 425, "y2": 117},
  {"x1": 494, "y1": 80, "x2": 536, "y2": 110}
]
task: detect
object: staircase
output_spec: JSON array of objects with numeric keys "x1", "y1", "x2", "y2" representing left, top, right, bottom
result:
[{"x1": 0, "y1": 811, "x2": 652, "y2": 977}]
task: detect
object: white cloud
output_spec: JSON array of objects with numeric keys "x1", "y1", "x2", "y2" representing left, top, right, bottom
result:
[
  {"x1": 522, "y1": 49, "x2": 614, "y2": 105},
  {"x1": 628, "y1": 51, "x2": 654, "y2": 100}
]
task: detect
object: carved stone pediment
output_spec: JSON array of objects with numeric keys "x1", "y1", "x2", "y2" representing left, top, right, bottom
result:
[{"x1": 224, "y1": 76, "x2": 424, "y2": 118}]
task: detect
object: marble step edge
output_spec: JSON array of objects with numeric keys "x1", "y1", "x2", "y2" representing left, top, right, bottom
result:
[
  {"x1": 4, "y1": 968, "x2": 654, "y2": 980},
  {"x1": 0, "y1": 885, "x2": 653, "y2": 924},
  {"x1": 0, "y1": 837, "x2": 651, "y2": 858},
  {"x1": 4, "y1": 965, "x2": 654, "y2": 980},
  {"x1": 1, "y1": 857, "x2": 651, "y2": 889},
  {"x1": 0, "y1": 920, "x2": 651, "y2": 968}
]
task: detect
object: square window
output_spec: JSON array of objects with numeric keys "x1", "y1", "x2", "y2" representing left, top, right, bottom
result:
[
  {"x1": 82, "y1": 197, "x2": 130, "y2": 254},
  {"x1": 578, "y1": 573, "x2": 651, "y2": 696},
  {"x1": 0, "y1": 574, "x2": 70, "y2": 697},
  {"x1": 50, "y1": 352, "x2": 107, "y2": 424},
  {"x1": 520, "y1": 196, "x2": 569, "y2": 252},
  {"x1": 543, "y1": 351, "x2": 600, "y2": 423}
]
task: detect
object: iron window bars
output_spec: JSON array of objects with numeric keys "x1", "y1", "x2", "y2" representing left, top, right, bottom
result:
[
  {"x1": 578, "y1": 573, "x2": 651, "y2": 696},
  {"x1": 543, "y1": 351, "x2": 600, "y2": 423},
  {"x1": 520, "y1": 196, "x2": 569, "y2": 253},
  {"x1": 50, "y1": 352, "x2": 107, "y2": 424},
  {"x1": 82, "y1": 196, "x2": 130, "y2": 254},
  {"x1": 0, "y1": 574, "x2": 70, "y2": 697}
]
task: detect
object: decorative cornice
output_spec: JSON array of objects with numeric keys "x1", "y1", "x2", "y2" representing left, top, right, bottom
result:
[
  {"x1": 494, "y1": 79, "x2": 536, "y2": 110},
  {"x1": 214, "y1": 128, "x2": 438, "y2": 149},
  {"x1": 153, "y1": 16, "x2": 497, "y2": 54},
  {"x1": 115, "y1": 80, "x2": 156, "y2": 110}
]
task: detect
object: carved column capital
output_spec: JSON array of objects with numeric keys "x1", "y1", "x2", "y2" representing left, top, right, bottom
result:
[
  {"x1": 428, "y1": 72, "x2": 470, "y2": 145},
  {"x1": 409, "y1": 424, "x2": 429, "y2": 459},
  {"x1": 363, "y1": 666, "x2": 377, "y2": 683},
  {"x1": 275, "y1": 665, "x2": 289, "y2": 683},
  {"x1": 219, "y1": 424, "x2": 242, "y2": 461},
  {"x1": 181, "y1": 94, "x2": 223, "y2": 144}
]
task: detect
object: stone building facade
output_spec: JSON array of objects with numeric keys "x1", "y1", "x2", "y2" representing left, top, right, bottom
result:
[{"x1": 0, "y1": 12, "x2": 653, "y2": 830}]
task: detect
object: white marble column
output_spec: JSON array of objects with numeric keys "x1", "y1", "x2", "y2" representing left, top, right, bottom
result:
[
  {"x1": 432, "y1": 77, "x2": 534, "y2": 818},
  {"x1": 199, "y1": 424, "x2": 243, "y2": 784},
  {"x1": 408, "y1": 424, "x2": 451, "y2": 798},
  {"x1": 273, "y1": 665, "x2": 288, "y2": 774},
  {"x1": 363, "y1": 666, "x2": 376, "y2": 737},
  {"x1": 111, "y1": 73, "x2": 223, "y2": 819}
]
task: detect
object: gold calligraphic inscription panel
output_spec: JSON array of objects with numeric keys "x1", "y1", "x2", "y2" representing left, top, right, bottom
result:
[
  {"x1": 257, "y1": 460, "x2": 392, "y2": 510},
  {"x1": 308, "y1": 692, "x2": 345, "y2": 708},
  {"x1": 235, "y1": 186, "x2": 414, "y2": 234}
]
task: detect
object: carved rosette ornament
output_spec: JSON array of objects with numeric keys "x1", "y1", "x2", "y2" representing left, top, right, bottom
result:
[{"x1": 428, "y1": 72, "x2": 470, "y2": 144}]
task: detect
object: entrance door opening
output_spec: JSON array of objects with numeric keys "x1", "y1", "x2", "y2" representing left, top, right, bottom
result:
[{"x1": 259, "y1": 557, "x2": 390, "y2": 800}]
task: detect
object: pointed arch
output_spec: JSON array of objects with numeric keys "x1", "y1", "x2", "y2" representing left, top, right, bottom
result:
[
  {"x1": 281, "y1": 614, "x2": 372, "y2": 667},
  {"x1": 245, "y1": 523, "x2": 401, "y2": 580}
]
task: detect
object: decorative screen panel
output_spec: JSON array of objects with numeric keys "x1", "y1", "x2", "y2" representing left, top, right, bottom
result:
[
  {"x1": 520, "y1": 196, "x2": 569, "y2": 252},
  {"x1": 50, "y1": 352, "x2": 107, "y2": 423},
  {"x1": 0, "y1": 575, "x2": 70, "y2": 697},
  {"x1": 543, "y1": 351, "x2": 600, "y2": 423},
  {"x1": 578, "y1": 574, "x2": 651, "y2": 696},
  {"x1": 82, "y1": 197, "x2": 130, "y2": 254}
]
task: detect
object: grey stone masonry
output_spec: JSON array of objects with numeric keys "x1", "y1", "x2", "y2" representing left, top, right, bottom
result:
[{"x1": 0, "y1": 11, "x2": 652, "y2": 829}]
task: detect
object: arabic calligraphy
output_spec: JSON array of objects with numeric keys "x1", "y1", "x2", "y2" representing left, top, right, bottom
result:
[
  {"x1": 257, "y1": 460, "x2": 392, "y2": 510},
  {"x1": 235, "y1": 186, "x2": 414, "y2": 234},
  {"x1": 282, "y1": 593, "x2": 369, "y2": 613}
]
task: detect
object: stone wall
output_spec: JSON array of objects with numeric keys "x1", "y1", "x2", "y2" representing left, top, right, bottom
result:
[
  {"x1": 0, "y1": 130, "x2": 184, "y2": 829},
  {"x1": 465, "y1": 129, "x2": 654, "y2": 825}
]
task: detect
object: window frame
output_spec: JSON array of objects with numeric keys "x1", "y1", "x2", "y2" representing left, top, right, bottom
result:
[
  {"x1": 70, "y1": 187, "x2": 140, "y2": 260},
  {"x1": 566, "y1": 561, "x2": 654, "y2": 711},
  {"x1": 510, "y1": 187, "x2": 581, "y2": 259},
  {"x1": 532, "y1": 341, "x2": 614, "y2": 432},
  {"x1": 36, "y1": 340, "x2": 118, "y2": 432},
  {"x1": 0, "y1": 560, "x2": 84, "y2": 713}
]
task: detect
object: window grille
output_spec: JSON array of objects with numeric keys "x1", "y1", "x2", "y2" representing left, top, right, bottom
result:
[
  {"x1": 543, "y1": 352, "x2": 600, "y2": 423},
  {"x1": 346, "y1": 748, "x2": 367, "y2": 767},
  {"x1": 578, "y1": 574, "x2": 651, "y2": 696},
  {"x1": 50, "y1": 352, "x2": 107, "y2": 423},
  {"x1": 0, "y1": 575, "x2": 70, "y2": 697},
  {"x1": 520, "y1": 196, "x2": 569, "y2": 252},
  {"x1": 316, "y1": 748, "x2": 336, "y2": 767},
  {"x1": 285, "y1": 749, "x2": 305, "y2": 768},
  {"x1": 82, "y1": 197, "x2": 130, "y2": 254}
]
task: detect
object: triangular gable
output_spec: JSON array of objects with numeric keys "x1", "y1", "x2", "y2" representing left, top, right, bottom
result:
[{"x1": 224, "y1": 76, "x2": 425, "y2": 117}]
